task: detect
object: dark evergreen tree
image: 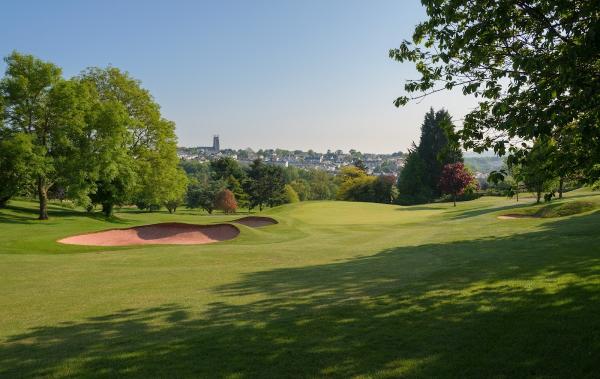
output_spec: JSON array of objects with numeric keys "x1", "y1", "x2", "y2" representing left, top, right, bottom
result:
[
  {"x1": 396, "y1": 145, "x2": 431, "y2": 205},
  {"x1": 416, "y1": 108, "x2": 463, "y2": 198}
]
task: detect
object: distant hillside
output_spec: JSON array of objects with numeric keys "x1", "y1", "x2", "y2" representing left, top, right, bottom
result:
[{"x1": 464, "y1": 156, "x2": 504, "y2": 174}]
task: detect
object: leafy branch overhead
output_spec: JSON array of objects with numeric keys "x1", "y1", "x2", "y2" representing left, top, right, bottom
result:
[{"x1": 390, "y1": 0, "x2": 600, "y2": 179}]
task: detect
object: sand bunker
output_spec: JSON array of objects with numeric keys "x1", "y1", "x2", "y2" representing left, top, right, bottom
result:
[
  {"x1": 497, "y1": 214, "x2": 535, "y2": 220},
  {"x1": 58, "y1": 222, "x2": 240, "y2": 246},
  {"x1": 233, "y1": 216, "x2": 278, "y2": 227}
]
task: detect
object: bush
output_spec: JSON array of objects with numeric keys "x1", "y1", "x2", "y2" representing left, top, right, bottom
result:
[
  {"x1": 283, "y1": 184, "x2": 300, "y2": 203},
  {"x1": 215, "y1": 189, "x2": 237, "y2": 214}
]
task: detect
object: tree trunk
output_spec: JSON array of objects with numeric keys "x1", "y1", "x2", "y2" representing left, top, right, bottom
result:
[
  {"x1": 516, "y1": 189, "x2": 519, "y2": 202},
  {"x1": 453, "y1": 193, "x2": 456, "y2": 207},
  {"x1": 37, "y1": 176, "x2": 49, "y2": 220},
  {"x1": 558, "y1": 177, "x2": 564, "y2": 199},
  {"x1": 102, "y1": 203, "x2": 113, "y2": 218},
  {"x1": 0, "y1": 196, "x2": 10, "y2": 208},
  {"x1": 536, "y1": 191, "x2": 542, "y2": 204}
]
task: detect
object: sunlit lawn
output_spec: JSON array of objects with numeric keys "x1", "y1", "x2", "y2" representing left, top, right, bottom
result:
[{"x1": 1, "y1": 190, "x2": 599, "y2": 378}]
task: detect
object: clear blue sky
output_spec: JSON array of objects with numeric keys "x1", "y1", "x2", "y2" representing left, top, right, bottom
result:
[{"x1": 0, "y1": 0, "x2": 476, "y2": 153}]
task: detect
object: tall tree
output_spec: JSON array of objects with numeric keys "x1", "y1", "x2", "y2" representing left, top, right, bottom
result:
[
  {"x1": 79, "y1": 67, "x2": 185, "y2": 216},
  {"x1": 417, "y1": 108, "x2": 463, "y2": 197},
  {"x1": 390, "y1": 0, "x2": 600, "y2": 180},
  {"x1": 0, "y1": 52, "x2": 87, "y2": 219},
  {"x1": 396, "y1": 146, "x2": 431, "y2": 205}
]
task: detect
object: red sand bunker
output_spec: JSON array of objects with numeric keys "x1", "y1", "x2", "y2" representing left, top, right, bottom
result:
[
  {"x1": 233, "y1": 216, "x2": 278, "y2": 227},
  {"x1": 58, "y1": 222, "x2": 240, "y2": 246}
]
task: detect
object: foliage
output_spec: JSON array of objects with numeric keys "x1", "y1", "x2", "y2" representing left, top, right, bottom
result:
[
  {"x1": 214, "y1": 189, "x2": 237, "y2": 214},
  {"x1": 245, "y1": 159, "x2": 286, "y2": 211},
  {"x1": 283, "y1": 184, "x2": 300, "y2": 204},
  {"x1": 0, "y1": 52, "x2": 88, "y2": 219},
  {"x1": 519, "y1": 139, "x2": 558, "y2": 203},
  {"x1": 397, "y1": 109, "x2": 462, "y2": 205},
  {"x1": 185, "y1": 179, "x2": 224, "y2": 214},
  {"x1": 0, "y1": 132, "x2": 34, "y2": 207},
  {"x1": 396, "y1": 147, "x2": 431, "y2": 205},
  {"x1": 336, "y1": 167, "x2": 396, "y2": 204},
  {"x1": 390, "y1": 0, "x2": 600, "y2": 180},
  {"x1": 439, "y1": 163, "x2": 476, "y2": 206}
]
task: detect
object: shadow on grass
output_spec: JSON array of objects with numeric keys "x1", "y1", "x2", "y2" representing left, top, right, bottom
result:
[
  {"x1": 448, "y1": 200, "x2": 536, "y2": 220},
  {"x1": 1, "y1": 213, "x2": 599, "y2": 377},
  {"x1": 394, "y1": 205, "x2": 443, "y2": 211},
  {"x1": 0, "y1": 204, "x2": 129, "y2": 225}
]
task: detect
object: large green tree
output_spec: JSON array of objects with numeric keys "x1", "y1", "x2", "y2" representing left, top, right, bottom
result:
[
  {"x1": 79, "y1": 67, "x2": 185, "y2": 216},
  {"x1": 0, "y1": 52, "x2": 87, "y2": 219},
  {"x1": 390, "y1": 0, "x2": 600, "y2": 180}
]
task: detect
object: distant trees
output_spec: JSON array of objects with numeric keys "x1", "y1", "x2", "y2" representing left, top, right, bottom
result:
[
  {"x1": 181, "y1": 157, "x2": 321, "y2": 214},
  {"x1": 397, "y1": 109, "x2": 462, "y2": 205},
  {"x1": 336, "y1": 166, "x2": 397, "y2": 204},
  {"x1": 439, "y1": 163, "x2": 476, "y2": 206}
]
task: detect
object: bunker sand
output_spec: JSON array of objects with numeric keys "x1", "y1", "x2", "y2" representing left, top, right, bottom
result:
[
  {"x1": 58, "y1": 222, "x2": 240, "y2": 246},
  {"x1": 233, "y1": 216, "x2": 278, "y2": 227}
]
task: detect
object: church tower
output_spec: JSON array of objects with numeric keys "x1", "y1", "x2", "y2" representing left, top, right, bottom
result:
[{"x1": 212, "y1": 135, "x2": 220, "y2": 152}]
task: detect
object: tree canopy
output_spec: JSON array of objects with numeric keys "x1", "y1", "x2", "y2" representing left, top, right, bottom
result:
[{"x1": 390, "y1": 0, "x2": 600, "y2": 182}]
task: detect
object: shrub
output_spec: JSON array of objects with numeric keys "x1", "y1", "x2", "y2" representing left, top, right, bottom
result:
[
  {"x1": 215, "y1": 189, "x2": 237, "y2": 214},
  {"x1": 283, "y1": 184, "x2": 300, "y2": 203}
]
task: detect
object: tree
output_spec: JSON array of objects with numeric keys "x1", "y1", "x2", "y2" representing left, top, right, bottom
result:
[
  {"x1": 416, "y1": 108, "x2": 463, "y2": 197},
  {"x1": 215, "y1": 189, "x2": 237, "y2": 214},
  {"x1": 397, "y1": 146, "x2": 431, "y2": 205},
  {"x1": 520, "y1": 139, "x2": 557, "y2": 203},
  {"x1": 1, "y1": 52, "x2": 87, "y2": 219},
  {"x1": 372, "y1": 175, "x2": 398, "y2": 204},
  {"x1": 186, "y1": 179, "x2": 223, "y2": 214},
  {"x1": 289, "y1": 179, "x2": 310, "y2": 201},
  {"x1": 439, "y1": 163, "x2": 476, "y2": 206},
  {"x1": 352, "y1": 158, "x2": 367, "y2": 173},
  {"x1": 283, "y1": 184, "x2": 300, "y2": 203},
  {"x1": 0, "y1": 132, "x2": 34, "y2": 207},
  {"x1": 390, "y1": 1, "x2": 600, "y2": 180},
  {"x1": 245, "y1": 159, "x2": 285, "y2": 211},
  {"x1": 211, "y1": 157, "x2": 245, "y2": 182},
  {"x1": 79, "y1": 67, "x2": 184, "y2": 216}
]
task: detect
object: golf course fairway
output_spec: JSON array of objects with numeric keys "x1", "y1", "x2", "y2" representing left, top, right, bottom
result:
[{"x1": 1, "y1": 190, "x2": 599, "y2": 378}]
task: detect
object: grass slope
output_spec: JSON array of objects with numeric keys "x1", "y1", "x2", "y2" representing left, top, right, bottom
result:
[{"x1": 1, "y1": 190, "x2": 600, "y2": 378}]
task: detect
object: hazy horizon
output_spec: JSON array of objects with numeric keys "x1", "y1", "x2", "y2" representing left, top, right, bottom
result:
[{"x1": 1, "y1": 0, "x2": 477, "y2": 154}]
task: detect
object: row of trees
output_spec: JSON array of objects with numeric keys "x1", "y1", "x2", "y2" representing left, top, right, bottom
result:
[
  {"x1": 181, "y1": 157, "x2": 338, "y2": 213},
  {"x1": 0, "y1": 52, "x2": 187, "y2": 218}
]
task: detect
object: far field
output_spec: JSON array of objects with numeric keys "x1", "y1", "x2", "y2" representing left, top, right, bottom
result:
[{"x1": 1, "y1": 191, "x2": 599, "y2": 378}]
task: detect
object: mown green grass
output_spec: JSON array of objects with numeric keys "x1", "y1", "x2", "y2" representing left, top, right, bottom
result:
[{"x1": 1, "y1": 190, "x2": 600, "y2": 378}]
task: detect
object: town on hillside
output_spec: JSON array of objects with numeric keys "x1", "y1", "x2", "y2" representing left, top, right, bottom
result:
[{"x1": 177, "y1": 135, "x2": 503, "y2": 180}]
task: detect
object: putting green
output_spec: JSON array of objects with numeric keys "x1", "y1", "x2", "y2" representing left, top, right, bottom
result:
[{"x1": 1, "y1": 189, "x2": 599, "y2": 377}]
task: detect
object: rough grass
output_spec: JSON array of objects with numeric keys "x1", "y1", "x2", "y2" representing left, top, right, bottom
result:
[
  {"x1": 1, "y1": 189, "x2": 600, "y2": 378},
  {"x1": 530, "y1": 200, "x2": 596, "y2": 218}
]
